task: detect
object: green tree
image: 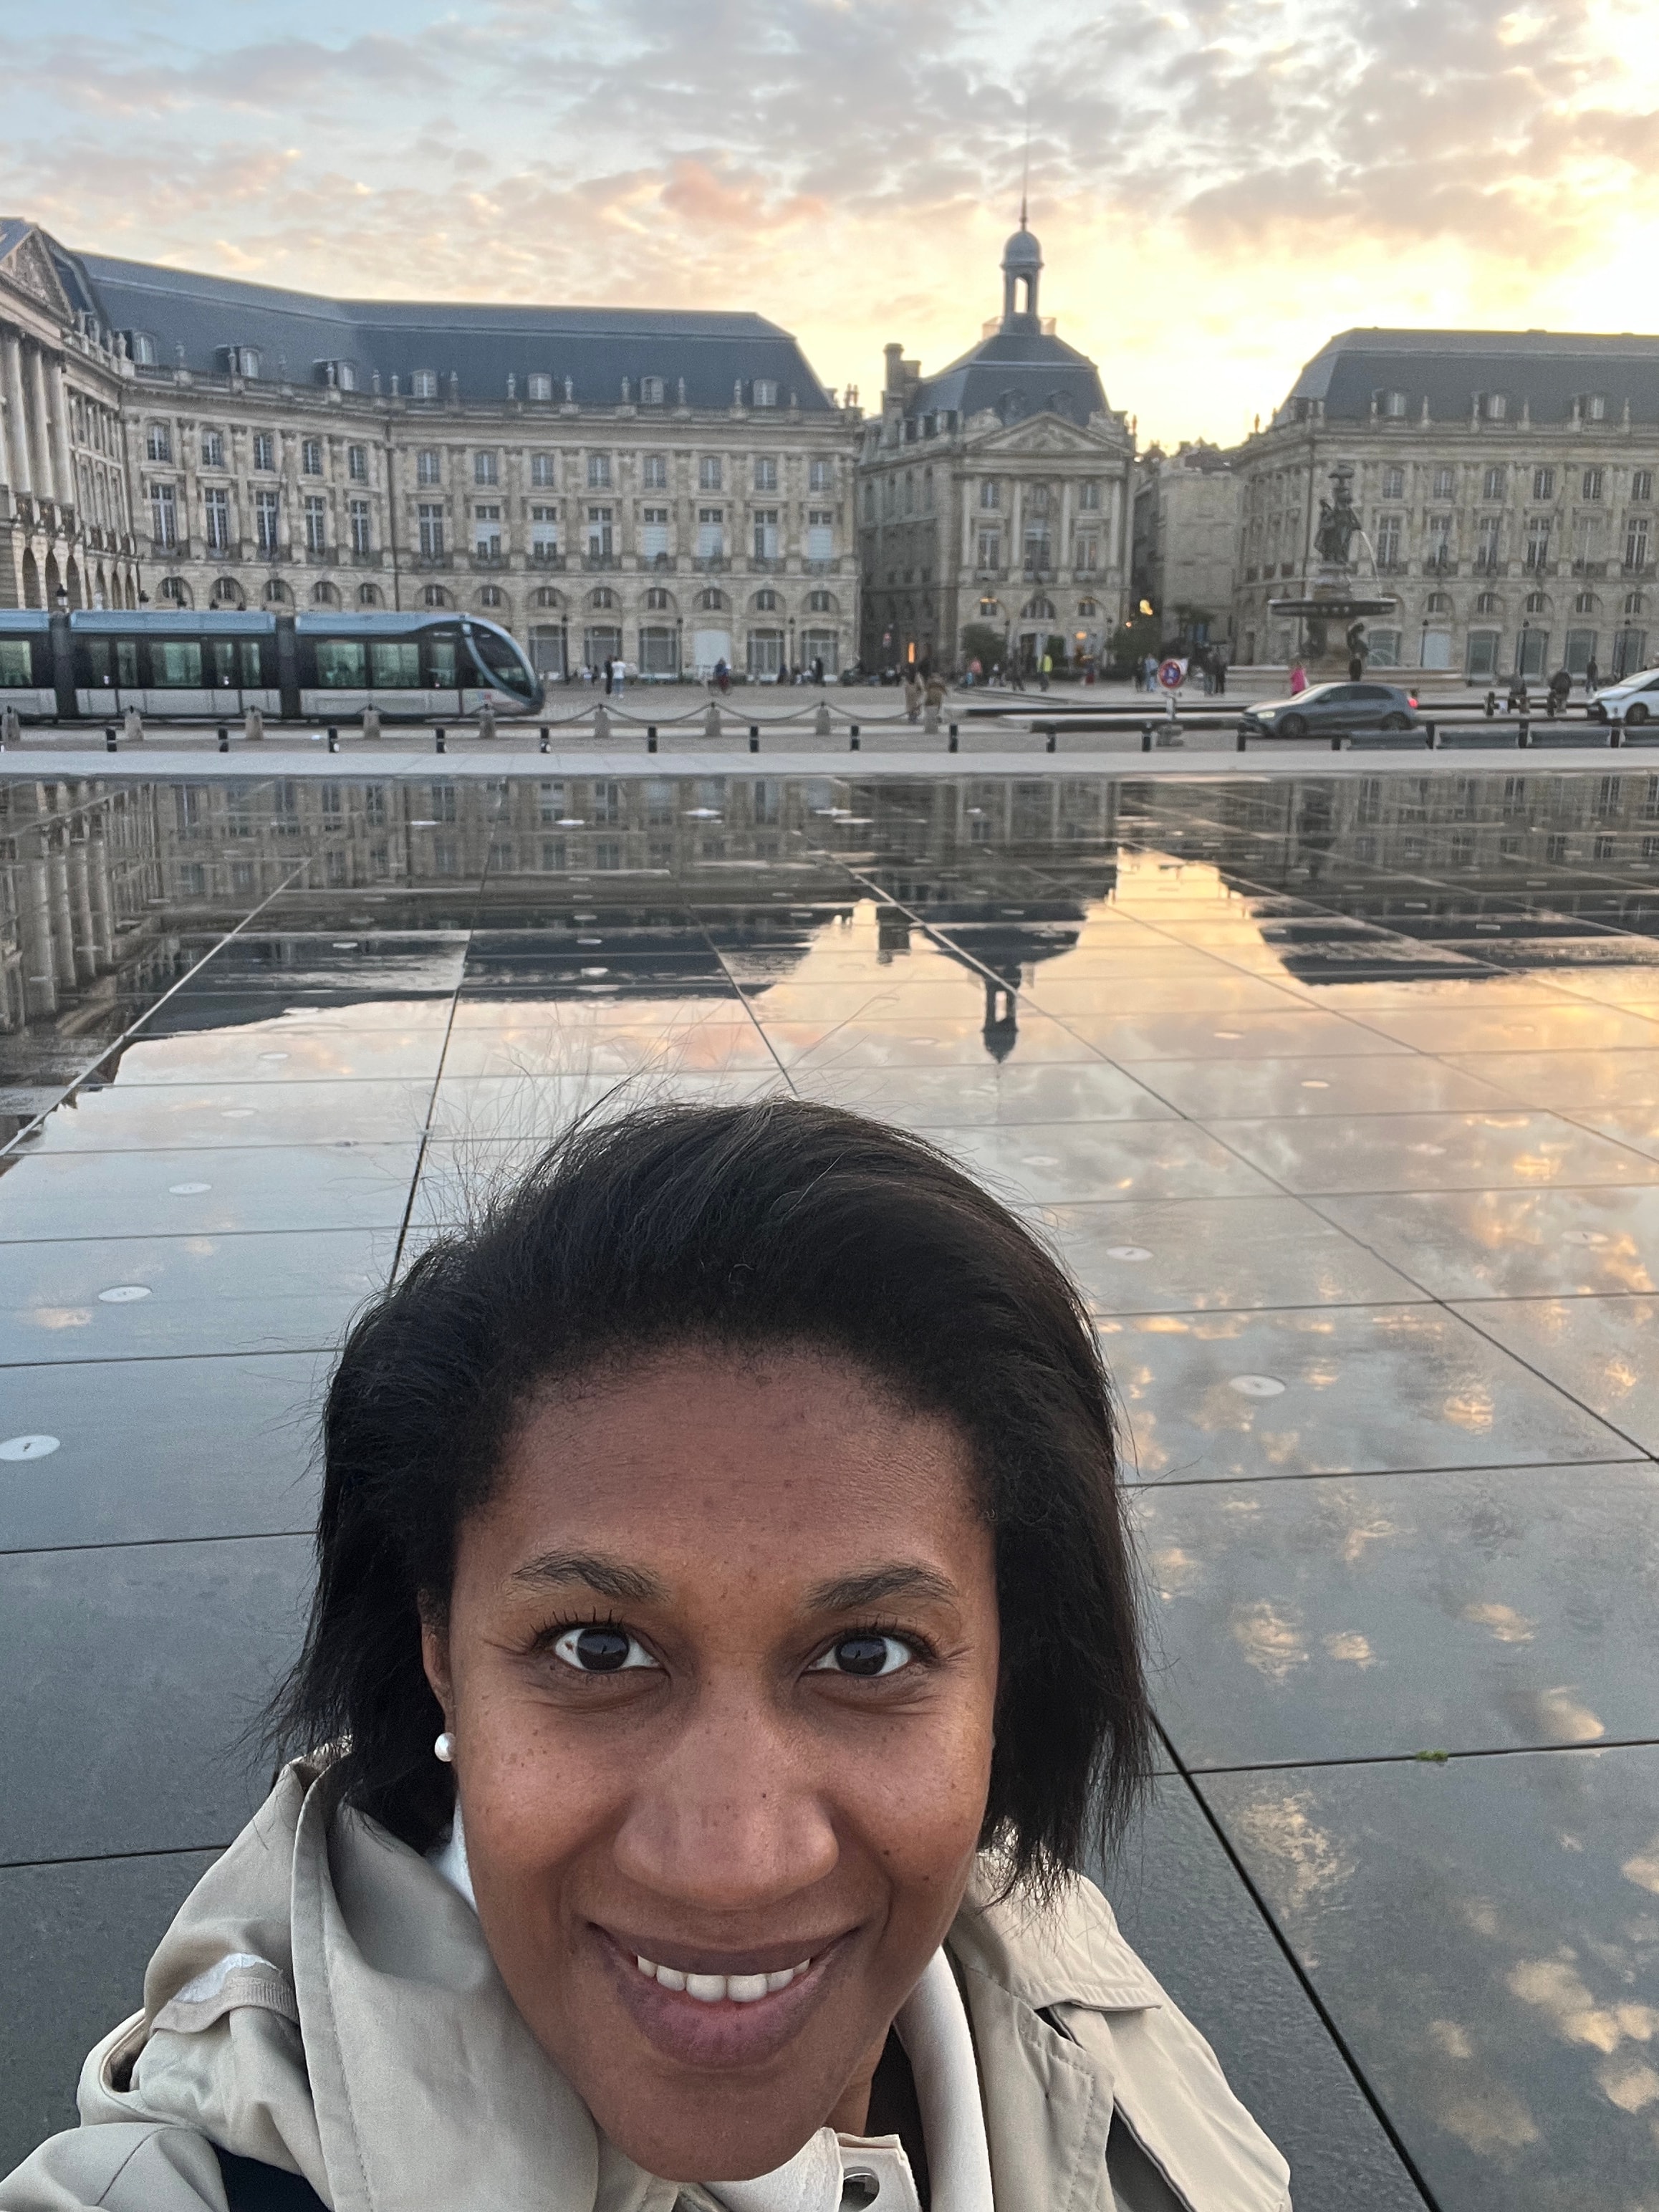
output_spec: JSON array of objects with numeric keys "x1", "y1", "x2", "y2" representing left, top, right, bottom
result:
[
  {"x1": 1110, "y1": 603, "x2": 1160, "y2": 676},
  {"x1": 958, "y1": 621, "x2": 1004, "y2": 671}
]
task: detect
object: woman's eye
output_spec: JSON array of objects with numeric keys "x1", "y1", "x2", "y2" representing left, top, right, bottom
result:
[
  {"x1": 552, "y1": 1625, "x2": 658, "y2": 1674},
  {"x1": 809, "y1": 1633, "x2": 914, "y2": 1678}
]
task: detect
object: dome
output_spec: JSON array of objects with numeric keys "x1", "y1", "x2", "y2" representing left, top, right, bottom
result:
[{"x1": 1002, "y1": 226, "x2": 1042, "y2": 270}]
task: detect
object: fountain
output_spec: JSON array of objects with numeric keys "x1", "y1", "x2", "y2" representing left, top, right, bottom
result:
[{"x1": 1269, "y1": 463, "x2": 1398, "y2": 674}]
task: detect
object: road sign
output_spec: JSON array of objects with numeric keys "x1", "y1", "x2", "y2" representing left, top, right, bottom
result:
[{"x1": 1156, "y1": 658, "x2": 1186, "y2": 691}]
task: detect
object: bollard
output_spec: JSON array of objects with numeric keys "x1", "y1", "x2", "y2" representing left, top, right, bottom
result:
[
  {"x1": 1610, "y1": 718, "x2": 1624, "y2": 749},
  {"x1": 435, "y1": 726, "x2": 446, "y2": 754},
  {"x1": 327, "y1": 726, "x2": 338, "y2": 753},
  {"x1": 592, "y1": 703, "x2": 611, "y2": 744},
  {"x1": 1517, "y1": 717, "x2": 1529, "y2": 749},
  {"x1": 1423, "y1": 719, "x2": 1436, "y2": 747},
  {"x1": 1330, "y1": 734, "x2": 1342, "y2": 751},
  {"x1": 703, "y1": 702, "x2": 721, "y2": 739},
  {"x1": 539, "y1": 727, "x2": 550, "y2": 754},
  {"x1": 1142, "y1": 723, "x2": 1153, "y2": 753},
  {"x1": 1485, "y1": 691, "x2": 1496, "y2": 718},
  {"x1": 948, "y1": 728, "x2": 958, "y2": 753},
  {"x1": 123, "y1": 705, "x2": 144, "y2": 746},
  {"x1": 244, "y1": 705, "x2": 264, "y2": 744},
  {"x1": 105, "y1": 725, "x2": 117, "y2": 752},
  {"x1": 1044, "y1": 726, "x2": 1057, "y2": 754},
  {"x1": 478, "y1": 702, "x2": 497, "y2": 743},
  {"x1": 362, "y1": 706, "x2": 382, "y2": 743},
  {"x1": 850, "y1": 724, "x2": 861, "y2": 751},
  {"x1": 814, "y1": 701, "x2": 832, "y2": 739},
  {"x1": 218, "y1": 727, "x2": 230, "y2": 754},
  {"x1": 1425, "y1": 723, "x2": 1438, "y2": 750},
  {"x1": 647, "y1": 726, "x2": 658, "y2": 754},
  {"x1": 749, "y1": 731, "x2": 759, "y2": 754},
  {"x1": 1236, "y1": 729, "x2": 1248, "y2": 753}
]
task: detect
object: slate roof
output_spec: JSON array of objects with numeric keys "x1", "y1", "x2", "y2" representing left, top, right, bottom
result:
[
  {"x1": 906, "y1": 327, "x2": 1108, "y2": 431},
  {"x1": 1282, "y1": 328, "x2": 1659, "y2": 427},
  {"x1": 27, "y1": 231, "x2": 837, "y2": 412}
]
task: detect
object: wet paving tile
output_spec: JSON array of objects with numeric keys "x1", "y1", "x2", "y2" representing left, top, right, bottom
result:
[
  {"x1": 1019, "y1": 971, "x2": 1317, "y2": 1015},
  {"x1": 104, "y1": 1024, "x2": 450, "y2": 1085},
  {"x1": 924, "y1": 1120, "x2": 1279, "y2": 1206},
  {"x1": 1208, "y1": 1110, "x2": 1659, "y2": 1196},
  {"x1": 0, "y1": 1535, "x2": 310, "y2": 1862},
  {"x1": 0, "y1": 1143, "x2": 420, "y2": 1241},
  {"x1": 1132, "y1": 1054, "x2": 1522, "y2": 1119},
  {"x1": 0, "y1": 1230, "x2": 392, "y2": 1365},
  {"x1": 1139, "y1": 1462, "x2": 1659, "y2": 1766},
  {"x1": 757, "y1": 1011, "x2": 1101, "y2": 1070},
  {"x1": 428, "y1": 1067, "x2": 784, "y2": 1140},
  {"x1": 1100, "y1": 1304, "x2": 1631, "y2": 1481},
  {"x1": 1439, "y1": 1047, "x2": 1659, "y2": 1109},
  {"x1": 1317, "y1": 1186, "x2": 1659, "y2": 1300},
  {"x1": 0, "y1": 1352, "x2": 325, "y2": 1549},
  {"x1": 19, "y1": 1078, "x2": 436, "y2": 1151},
  {"x1": 1352, "y1": 1001, "x2": 1659, "y2": 1054},
  {"x1": 1044, "y1": 1196, "x2": 1428, "y2": 1314},
  {"x1": 1039, "y1": 1006, "x2": 1410, "y2": 1062},
  {"x1": 1451, "y1": 1294, "x2": 1659, "y2": 1454},
  {"x1": 787, "y1": 1060, "x2": 1178, "y2": 1125},
  {"x1": 1198, "y1": 1747, "x2": 1659, "y2": 2212},
  {"x1": 438, "y1": 1020, "x2": 778, "y2": 1079}
]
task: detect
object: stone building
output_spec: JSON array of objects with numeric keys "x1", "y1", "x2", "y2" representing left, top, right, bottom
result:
[
  {"x1": 0, "y1": 222, "x2": 143, "y2": 620},
  {"x1": 857, "y1": 223, "x2": 1133, "y2": 673},
  {"x1": 1231, "y1": 330, "x2": 1659, "y2": 680},
  {"x1": 1131, "y1": 442, "x2": 1240, "y2": 651},
  {"x1": 0, "y1": 219, "x2": 862, "y2": 681}
]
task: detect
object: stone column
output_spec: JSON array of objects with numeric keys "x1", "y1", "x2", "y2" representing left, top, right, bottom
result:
[
  {"x1": 67, "y1": 830, "x2": 97, "y2": 982},
  {"x1": 47, "y1": 837, "x2": 77, "y2": 990},
  {"x1": 27, "y1": 343, "x2": 55, "y2": 503},
  {"x1": 2, "y1": 330, "x2": 32, "y2": 496},
  {"x1": 18, "y1": 837, "x2": 57, "y2": 1018},
  {"x1": 49, "y1": 357, "x2": 74, "y2": 513},
  {"x1": 276, "y1": 432, "x2": 294, "y2": 552},
  {"x1": 86, "y1": 814, "x2": 115, "y2": 968}
]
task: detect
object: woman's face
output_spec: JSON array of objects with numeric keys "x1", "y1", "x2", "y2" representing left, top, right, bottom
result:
[{"x1": 422, "y1": 1345, "x2": 999, "y2": 2183}]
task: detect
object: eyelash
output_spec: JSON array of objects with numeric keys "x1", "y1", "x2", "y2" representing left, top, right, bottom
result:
[{"x1": 528, "y1": 1616, "x2": 938, "y2": 1672}]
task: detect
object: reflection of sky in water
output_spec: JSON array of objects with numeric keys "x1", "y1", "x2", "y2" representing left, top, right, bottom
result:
[{"x1": 4, "y1": 767, "x2": 1659, "y2": 2203}]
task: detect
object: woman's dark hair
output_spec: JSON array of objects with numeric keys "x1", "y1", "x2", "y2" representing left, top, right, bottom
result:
[{"x1": 269, "y1": 1098, "x2": 1150, "y2": 1893}]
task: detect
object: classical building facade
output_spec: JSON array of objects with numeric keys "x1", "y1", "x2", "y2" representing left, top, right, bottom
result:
[
  {"x1": 0, "y1": 220, "x2": 862, "y2": 679},
  {"x1": 1131, "y1": 442, "x2": 1240, "y2": 651},
  {"x1": 0, "y1": 221, "x2": 143, "y2": 620},
  {"x1": 857, "y1": 225, "x2": 1133, "y2": 672},
  {"x1": 1231, "y1": 330, "x2": 1659, "y2": 679}
]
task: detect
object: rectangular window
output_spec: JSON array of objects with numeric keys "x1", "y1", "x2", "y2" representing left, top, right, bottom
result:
[
  {"x1": 1426, "y1": 514, "x2": 1452, "y2": 565},
  {"x1": 146, "y1": 423, "x2": 171, "y2": 462},
  {"x1": 253, "y1": 432, "x2": 276, "y2": 472},
  {"x1": 1534, "y1": 466, "x2": 1555, "y2": 500},
  {"x1": 1525, "y1": 516, "x2": 1551, "y2": 572},
  {"x1": 754, "y1": 456, "x2": 778, "y2": 491},
  {"x1": 1584, "y1": 468, "x2": 1605, "y2": 501},
  {"x1": 979, "y1": 480, "x2": 1001, "y2": 510},
  {"x1": 698, "y1": 508, "x2": 724, "y2": 558},
  {"x1": 641, "y1": 507, "x2": 670, "y2": 558},
  {"x1": 418, "y1": 503, "x2": 445, "y2": 557},
  {"x1": 153, "y1": 640, "x2": 203, "y2": 687},
  {"x1": 587, "y1": 506, "x2": 613, "y2": 557},
  {"x1": 1587, "y1": 394, "x2": 1607, "y2": 420},
  {"x1": 531, "y1": 505, "x2": 559, "y2": 559},
  {"x1": 1627, "y1": 517, "x2": 1651, "y2": 573},
  {"x1": 643, "y1": 453, "x2": 668, "y2": 490},
  {"x1": 315, "y1": 639, "x2": 367, "y2": 688},
  {"x1": 1634, "y1": 471, "x2": 1655, "y2": 504},
  {"x1": 303, "y1": 494, "x2": 327, "y2": 553},
  {"x1": 753, "y1": 509, "x2": 779, "y2": 561},
  {"x1": 1023, "y1": 523, "x2": 1052, "y2": 572},
  {"x1": 640, "y1": 376, "x2": 664, "y2": 405},
  {"x1": 1074, "y1": 532, "x2": 1100, "y2": 572},
  {"x1": 1476, "y1": 515, "x2": 1501, "y2": 572},
  {"x1": 302, "y1": 438, "x2": 322, "y2": 476},
  {"x1": 369, "y1": 640, "x2": 420, "y2": 687},
  {"x1": 417, "y1": 449, "x2": 441, "y2": 486},
  {"x1": 1375, "y1": 515, "x2": 1402, "y2": 566},
  {"x1": 201, "y1": 429, "x2": 224, "y2": 469},
  {"x1": 473, "y1": 504, "x2": 502, "y2": 557},
  {"x1": 807, "y1": 509, "x2": 833, "y2": 560},
  {"x1": 203, "y1": 486, "x2": 229, "y2": 551},
  {"x1": 1382, "y1": 466, "x2": 1404, "y2": 499},
  {"x1": 699, "y1": 456, "x2": 723, "y2": 491},
  {"x1": 347, "y1": 444, "x2": 368, "y2": 482},
  {"x1": 976, "y1": 526, "x2": 1002, "y2": 569},
  {"x1": 349, "y1": 498, "x2": 371, "y2": 554},
  {"x1": 809, "y1": 457, "x2": 833, "y2": 493},
  {"x1": 150, "y1": 481, "x2": 178, "y2": 547},
  {"x1": 531, "y1": 452, "x2": 557, "y2": 488},
  {"x1": 1483, "y1": 466, "x2": 1505, "y2": 501},
  {"x1": 411, "y1": 370, "x2": 438, "y2": 400},
  {"x1": 587, "y1": 453, "x2": 611, "y2": 489},
  {"x1": 752, "y1": 380, "x2": 778, "y2": 407},
  {"x1": 475, "y1": 451, "x2": 499, "y2": 485},
  {"x1": 526, "y1": 373, "x2": 553, "y2": 403},
  {"x1": 1433, "y1": 466, "x2": 1455, "y2": 499}
]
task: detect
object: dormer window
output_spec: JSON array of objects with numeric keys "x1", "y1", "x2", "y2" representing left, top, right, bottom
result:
[
  {"x1": 125, "y1": 332, "x2": 158, "y2": 367},
  {"x1": 640, "y1": 376, "x2": 665, "y2": 405},
  {"x1": 1586, "y1": 393, "x2": 1607, "y2": 421},
  {"x1": 1484, "y1": 393, "x2": 1507, "y2": 420},
  {"x1": 223, "y1": 345, "x2": 261, "y2": 380},
  {"x1": 1382, "y1": 390, "x2": 1407, "y2": 417},
  {"x1": 411, "y1": 370, "x2": 438, "y2": 400},
  {"x1": 752, "y1": 380, "x2": 779, "y2": 407},
  {"x1": 527, "y1": 374, "x2": 553, "y2": 402}
]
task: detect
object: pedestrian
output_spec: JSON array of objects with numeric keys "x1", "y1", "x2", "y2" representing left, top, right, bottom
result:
[
  {"x1": 1347, "y1": 653, "x2": 1363, "y2": 682},
  {"x1": 813, "y1": 655, "x2": 824, "y2": 686},
  {"x1": 1289, "y1": 661, "x2": 1308, "y2": 695},
  {"x1": 924, "y1": 669, "x2": 947, "y2": 716},
  {"x1": 902, "y1": 667, "x2": 923, "y2": 723},
  {"x1": 604, "y1": 657, "x2": 615, "y2": 696},
  {"x1": 1213, "y1": 648, "x2": 1227, "y2": 696},
  {"x1": 1585, "y1": 653, "x2": 1600, "y2": 693},
  {"x1": 610, "y1": 655, "x2": 625, "y2": 700}
]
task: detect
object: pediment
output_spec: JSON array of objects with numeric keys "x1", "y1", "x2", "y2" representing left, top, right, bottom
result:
[
  {"x1": 0, "y1": 226, "x2": 74, "y2": 324},
  {"x1": 969, "y1": 410, "x2": 1116, "y2": 458}
]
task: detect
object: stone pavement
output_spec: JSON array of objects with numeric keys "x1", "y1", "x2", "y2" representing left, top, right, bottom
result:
[{"x1": 4, "y1": 759, "x2": 1658, "y2": 2208}]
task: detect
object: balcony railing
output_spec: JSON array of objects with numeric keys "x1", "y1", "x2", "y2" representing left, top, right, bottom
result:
[
  {"x1": 413, "y1": 551, "x2": 453, "y2": 570},
  {"x1": 583, "y1": 550, "x2": 619, "y2": 569},
  {"x1": 471, "y1": 549, "x2": 507, "y2": 569},
  {"x1": 529, "y1": 548, "x2": 566, "y2": 568},
  {"x1": 693, "y1": 553, "x2": 729, "y2": 571}
]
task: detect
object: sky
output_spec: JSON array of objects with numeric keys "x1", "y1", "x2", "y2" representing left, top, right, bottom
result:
[{"x1": 1, "y1": 0, "x2": 1655, "y2": 449}]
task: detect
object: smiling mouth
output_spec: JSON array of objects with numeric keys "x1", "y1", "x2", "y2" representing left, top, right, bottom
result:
[{"x1": 633, "y1": 1951, "x2": 812, "y2": 2005}]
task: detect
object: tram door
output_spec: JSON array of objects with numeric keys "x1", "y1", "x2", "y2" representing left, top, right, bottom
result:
[{"x1": 74, "y1": 636, "x2": 141, "y2": 718}]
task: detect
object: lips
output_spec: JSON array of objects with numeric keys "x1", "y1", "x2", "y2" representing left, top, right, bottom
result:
[
  {"x1": 598, "y1": 1928, "x2": 850, "y2": 2069},
  {"x1": 634, "y1": 1951, "x2": 812, "y2": 2004}
]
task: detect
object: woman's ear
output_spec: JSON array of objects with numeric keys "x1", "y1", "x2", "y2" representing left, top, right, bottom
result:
[{"x1": 420, "y1": 1605, "x2": 455, "y2": 1724}]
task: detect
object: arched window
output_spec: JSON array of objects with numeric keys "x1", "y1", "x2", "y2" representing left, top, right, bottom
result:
[
  {"x1": 1425, "y1": 592, "x2": 1451, "y2": 615},
  {"x1": 754, "y1": 587, "x2": 779, "y2": 611},
  {"x1": 211, "y1": 576, "x2": 243, "y2": 607},
  {"x1": 357, "y1": 582, "x2": 383, "y2": 607},
  {"x1": 1021, "y1": 595, "x2": 1054, "y2": 622},
  {"x1": 1625, "y1": 592, "x2": 1645, "y2": 617},
  {"x1": 1574, "y1": 592, "x2": 1596, "y2": 615},
  {"x1": 532, "y1": 586, "x2": 562, "y2": 609},
  {"x1": 698, "y1": 587, "x2": 726, "y2": 611},
  {"x1": 159, "y1": 575, "x2": 190, "y2": 605},
  {"x1": 1474, "y1": 592, "x2": 1500, "y2": 615},
  {"x1": 1524, "y1": 591, "x2": 1547, "y2": 615},
  {"x1": 312, "y1": 580, "x2": 340, "y2": 605},
  {"x1": 588, "y1": 585, "x2": 616, "y2": 609},
  {"x1": 807, "y1": 588, "x2": 832, "y2": 612},
  {"x1": 423, "y1": 584, "x2": 449, "y2": 608},
  {"x1": 1077, "y1": 598, "x2": 1098, "y2": 617},
  {"x1": 478, "y1": 583, "x2": 504, "y2": 607},
  {"x1": 645, "y1": 586, "x2": 671, "y2": 610},
  {"x1": 264, "y1": 578, "x2": 292, "y2": 605}
]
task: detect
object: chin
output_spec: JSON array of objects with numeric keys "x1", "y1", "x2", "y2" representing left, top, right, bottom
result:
[{"x1": 598, "y1": 2095, "x2": 824, "y2": 2186}]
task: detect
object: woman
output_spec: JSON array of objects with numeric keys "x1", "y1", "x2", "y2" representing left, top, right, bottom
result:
[
  {"x1": 1, "y1": 1103, "x2": 1289, "y2": 2212},
  {"x1": 1287, "y1": 662, "x2": 1307, "y2": 696},
  {"x1": 902, "y1": 668, "x2": 923, "y2": 723}
]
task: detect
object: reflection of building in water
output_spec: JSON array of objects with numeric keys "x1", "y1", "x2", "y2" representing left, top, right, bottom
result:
[{"x1": 0, "y1": 779, "x2": 163, "y2": 1032}]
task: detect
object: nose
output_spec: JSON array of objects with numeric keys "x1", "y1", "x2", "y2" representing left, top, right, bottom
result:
[{"x1": 611, "y1": 1688, "x2": 840, "y2": 1914}]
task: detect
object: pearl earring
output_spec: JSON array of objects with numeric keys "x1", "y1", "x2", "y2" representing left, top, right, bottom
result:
[{"x1": 434, "y1": 1731, "x2": 456, "y2": 1764}]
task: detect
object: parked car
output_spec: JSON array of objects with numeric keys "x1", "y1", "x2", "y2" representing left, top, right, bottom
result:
[
  {"x1": 1236, "y1": 680, "x2": 1421, "y2": 740},
  {"x1": 1589, "y1": 667, "x2": 1659, "y2": 725}
]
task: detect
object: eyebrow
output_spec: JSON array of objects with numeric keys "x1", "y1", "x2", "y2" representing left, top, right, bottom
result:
[
  {"x1": 508, "y1": 1549, "x2": 667, "y2": 1602},
  {"x1": 804, "y1": 1564, "x2": 961, "y2": 1613}
]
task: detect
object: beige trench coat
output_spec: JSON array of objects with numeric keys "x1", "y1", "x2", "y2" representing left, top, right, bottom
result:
[{"x1": 0, "y1": 1766, "x2": 1290, "y2": 2212}]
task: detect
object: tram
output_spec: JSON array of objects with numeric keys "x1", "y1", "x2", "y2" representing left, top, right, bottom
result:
[{"x1": 0, "y1": 608, "x2": 543, "y2": 723}]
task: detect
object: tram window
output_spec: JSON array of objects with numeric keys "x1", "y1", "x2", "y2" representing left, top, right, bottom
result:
[
  {"x1": 209, "y1": 639, "x2": 239, "y2": 687},
  {"x1": 117, "y1": 640, "x2": 140, "y2": 687},
  {"x1": 316, "y1": 639, "x2": 367, "y2": 687},
  {"x1": 79, "y1": 639, "x2": 113, "y2": 686},
  {"x1": 241, "y1": 640, "x2": 263, "y2": 686},
  {"x1": 0, "y1": 640, "x2": 33, "y2": 685},
  {"x1": 425, "y1": 631, "x2": 459, "y2": 688},
  {"x1": 467, "y1": 624, "x2": 535, "y2": 697},
  {"x1": 369, "y1": 640, "x2": 421, "y2": 687},
  {"x1": 153, "y1": 641, "x2": 204, "y2": 686}
]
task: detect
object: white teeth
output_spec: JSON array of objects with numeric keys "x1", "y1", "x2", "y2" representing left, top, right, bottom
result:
[{"x1": 633, "y1": 1953, "x2": 812, "y2": 2002}]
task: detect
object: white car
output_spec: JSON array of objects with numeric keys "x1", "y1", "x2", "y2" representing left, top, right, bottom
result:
[{"x1": 1590, "y1": 666, "x2": 1659, "y2": 724}]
